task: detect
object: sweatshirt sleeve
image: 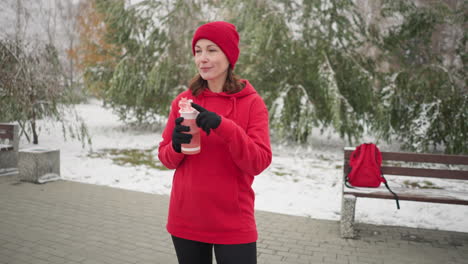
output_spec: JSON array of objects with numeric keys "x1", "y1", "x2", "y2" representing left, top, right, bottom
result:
[
  {"x1": 214, "y1": 96, "x2": 272, "y2": 176},
  {"x1": 158, "y1": 99, "x2": 185, "y2": 169}
]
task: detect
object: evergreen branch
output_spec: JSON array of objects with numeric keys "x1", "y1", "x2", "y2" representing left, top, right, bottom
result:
[
  {"x1": 322, "y1": 50, "x2": 353, "y2": 109},
  {"x1": 426, "y1": 64, "x2": 455, "y2": 88}
]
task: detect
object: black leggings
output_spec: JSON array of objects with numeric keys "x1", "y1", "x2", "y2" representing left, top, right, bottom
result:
[{"x1": 171, "y1": 235, "x2": 257, "y2": 264}]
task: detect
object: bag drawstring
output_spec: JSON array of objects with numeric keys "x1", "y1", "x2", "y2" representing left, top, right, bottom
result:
[{"x1": 382, "y1": 172, "x2": 400, "y2": 209}]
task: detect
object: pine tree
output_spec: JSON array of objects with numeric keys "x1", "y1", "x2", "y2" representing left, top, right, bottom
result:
[
  {"x1": 74, "y1": 0, "x2": 466, "y2": 154},
  {"x1": 372, "y1": 0, "x2": 466, "y2": 153}
]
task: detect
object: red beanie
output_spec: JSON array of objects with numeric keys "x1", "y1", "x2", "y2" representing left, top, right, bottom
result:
[{"x1": 192, "y1": 21, "x2": 240, "y2": 70}]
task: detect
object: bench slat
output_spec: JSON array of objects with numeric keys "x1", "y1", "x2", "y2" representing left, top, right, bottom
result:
[
  {"x1": 0, "y1": 124, "x2": 14, "y2": 130},
  {"x1": 0, "y1": 125, "x2": 14, "y2": 140},
  {"x1": 0, "y1": 131, "x2": 14, "y2": 139},
  {"x1": 344, "y1": 187, "x2": 468, "y2": 205},
  {"x1": 382, "y1": 152, "x2": 468, "y2": 165},
  {"x1": 344, "y1": 191, "x2": 468, "y2": 205},
  {"x1": 344, "y1": 149, "x2": 468, "y2": 165},
  {"x1": 343, "y1": 164, "x2": 468, "y2": 180},
  {"x1": 381, "y1": 166, "x2": 468, "y2": 180}
]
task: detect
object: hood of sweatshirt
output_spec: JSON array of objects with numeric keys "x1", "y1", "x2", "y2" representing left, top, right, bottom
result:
[{"x1": 196, "y1": 79, "x2": 257, "y2": 119}]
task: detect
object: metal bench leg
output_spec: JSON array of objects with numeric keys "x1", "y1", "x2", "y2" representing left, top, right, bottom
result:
[{"x1": 341, "y1": 194, "x2": 356, "y2": 238}]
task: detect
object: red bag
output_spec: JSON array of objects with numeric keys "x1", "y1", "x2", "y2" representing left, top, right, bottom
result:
[
  {"x1": 347, "y1": 143, "x2": 384, "y2": 187},
  {"x1": 346, "y1": 143, "x2": 400, "y2": 209}
]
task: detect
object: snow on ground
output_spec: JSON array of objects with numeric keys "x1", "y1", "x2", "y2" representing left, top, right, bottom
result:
[{"x1": 19, "y1": 99, "x2": 468, "y2": 234}]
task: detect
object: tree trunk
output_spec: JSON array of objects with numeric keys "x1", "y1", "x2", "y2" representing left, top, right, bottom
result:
[
  {"x1": 17, "y1": 121, "x2": 31, "y2": 143},
  {"x1": 31, "y1": 109, "x2": 38, "y2": 145}
]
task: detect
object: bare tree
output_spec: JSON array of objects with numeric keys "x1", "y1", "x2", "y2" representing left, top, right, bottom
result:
[{"x1": 0, "y1": 0, "x2": 90, "y2": 147}]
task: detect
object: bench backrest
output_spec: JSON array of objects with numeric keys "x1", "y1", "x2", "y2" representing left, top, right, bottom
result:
[
  {"x1": 0, "y1": 124, "x2": 14, "y2": 140},
  {"x1": 344, "y1": 148, "x2": 468, "y2": 181}
]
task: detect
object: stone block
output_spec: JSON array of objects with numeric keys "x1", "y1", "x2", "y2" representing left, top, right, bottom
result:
[
  {"x1": 18, "y1": 148, "x2": 60, "y2": 183},
  {"x1": 341, "y1": 194, "x2": 356, "y2": 238}
]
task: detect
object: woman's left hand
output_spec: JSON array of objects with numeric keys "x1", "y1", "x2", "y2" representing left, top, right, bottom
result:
[{"x1": 191, "y1": 103, "x2": 221, "y2": 135}]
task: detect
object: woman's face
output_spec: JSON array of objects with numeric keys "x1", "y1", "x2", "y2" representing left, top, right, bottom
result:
[{"x1": 194, "y1": 39, "x2": 230, "y2": 82}]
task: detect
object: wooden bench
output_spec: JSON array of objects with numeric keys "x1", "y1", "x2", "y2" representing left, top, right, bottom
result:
[
  {"x1": 0, "y1": 124, "x2": 15, "y2": 151},
  {"x1": 0, "y1": 123, "x2": 20, "y2": 175},
  {"x1": 340, "y1": 147, "x2": 468, "y2": 238}
]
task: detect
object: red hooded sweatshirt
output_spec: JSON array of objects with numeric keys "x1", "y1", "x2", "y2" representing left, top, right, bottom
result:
[{"x1": 158, "y1": 80, "x2": 272, "y2": 244}]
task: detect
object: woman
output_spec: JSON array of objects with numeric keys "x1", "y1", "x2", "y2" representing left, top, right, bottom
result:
[{"x1": 158, "y1": 21, "x2": 272, "y2": 264}]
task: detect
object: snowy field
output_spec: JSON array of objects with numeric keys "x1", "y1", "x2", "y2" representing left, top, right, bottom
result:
[{"x1": 18, "y1": 99, "x2": 468, "y2": 234}]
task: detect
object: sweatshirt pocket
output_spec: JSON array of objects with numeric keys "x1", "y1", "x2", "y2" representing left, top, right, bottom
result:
[{"x1": 176, "y1": 171, "x2": 245, "y2": 232}]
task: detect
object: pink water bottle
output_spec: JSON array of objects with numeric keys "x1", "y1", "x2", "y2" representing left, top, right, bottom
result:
[{"x1": 178, "y1": 98, "x2": 201, "y2": 155}]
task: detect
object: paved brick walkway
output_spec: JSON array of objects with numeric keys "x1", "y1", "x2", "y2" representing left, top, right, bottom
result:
[{"x1": 0, "y1": 175, "x2": 467, "y2": 264}]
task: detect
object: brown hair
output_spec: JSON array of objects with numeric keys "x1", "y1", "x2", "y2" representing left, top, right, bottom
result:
[{"x1": 189, "y1": 67, "x2": 245, "y2": 97}]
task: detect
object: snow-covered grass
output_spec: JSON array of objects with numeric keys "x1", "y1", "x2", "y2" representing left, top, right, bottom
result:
[{"x1": 18, "y1": 99, "x2": 468, "y2": 234}]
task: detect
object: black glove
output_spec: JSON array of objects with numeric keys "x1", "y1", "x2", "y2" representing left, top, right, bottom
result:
[
  {"x1": 191, "y1": 103, "x2": 221, "y2": 135},
  {"x1": 172, "y1": 117, "x2": 192, "y2": 153}
]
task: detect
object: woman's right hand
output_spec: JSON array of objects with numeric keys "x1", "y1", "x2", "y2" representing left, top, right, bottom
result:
[{"x1": 172, "y1": 117, "x2": 192, "y2": 153}]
